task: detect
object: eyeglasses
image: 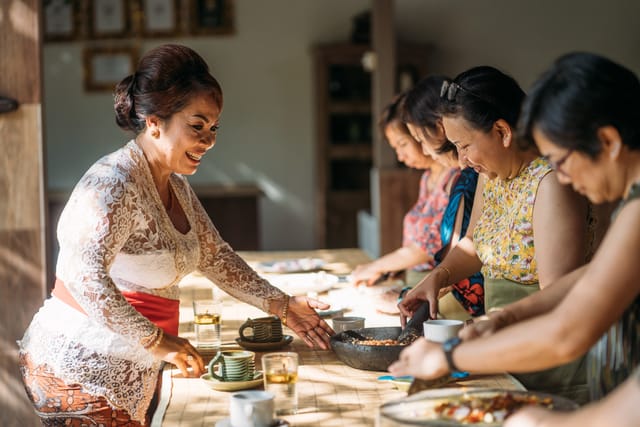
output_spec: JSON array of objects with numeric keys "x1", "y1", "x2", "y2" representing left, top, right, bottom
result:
[{"x1": 543, "y1": 149, "x2": 574, "y2": 174}]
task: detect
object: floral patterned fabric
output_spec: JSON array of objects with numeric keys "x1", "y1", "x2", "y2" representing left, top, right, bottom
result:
[
  {"x1": 18, "y1": 141, "x2": 286, "y2": 422},
  {"x1": 435, "y1": 168, "x2": 485, "y2": 316},
  {"x1": 473, "y1": 157, "x2": 552, "y2": 283},
  {"x1": 403, "y1": 168, "x2": 460, "y2": 271}
]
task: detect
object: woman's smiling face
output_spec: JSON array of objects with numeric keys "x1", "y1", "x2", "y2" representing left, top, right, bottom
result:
[
  {"x1": 156, "y1": 92, "x2": 222, "y2": 176},
  {"x1": 442, "y1": 115, "x2": 509, "y2": 180}
]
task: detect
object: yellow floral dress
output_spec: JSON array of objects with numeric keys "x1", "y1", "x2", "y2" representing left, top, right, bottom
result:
[{"x1": 473, "y1": 157, "x2": 551, "y2": 285}]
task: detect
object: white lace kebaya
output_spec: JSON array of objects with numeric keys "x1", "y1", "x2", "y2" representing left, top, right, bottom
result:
[{"x1": 19, "y1": 141, "x2": 286, "y2": 422}]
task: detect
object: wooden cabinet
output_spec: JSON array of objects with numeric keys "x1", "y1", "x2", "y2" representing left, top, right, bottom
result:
[{"x1": 313, "y1": 42, "x2": 431, "y2": 249}]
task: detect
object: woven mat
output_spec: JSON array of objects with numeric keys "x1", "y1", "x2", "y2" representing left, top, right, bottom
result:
[{"x1": 156, "y1": 249, "x2": 524, "y2": 426}]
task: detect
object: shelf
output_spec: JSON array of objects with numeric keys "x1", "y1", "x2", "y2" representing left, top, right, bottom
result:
[{"x1": 328, "y1": 144, "x2": 372, "y2": 160}]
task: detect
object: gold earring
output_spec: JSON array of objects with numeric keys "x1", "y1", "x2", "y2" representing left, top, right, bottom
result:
[{"x1": 151, "y1": 129, "x2": 160, "y2": 138}]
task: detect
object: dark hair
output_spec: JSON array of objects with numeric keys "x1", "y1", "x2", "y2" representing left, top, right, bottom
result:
[
  {"x1": 518, "y1": 52, "x2": 640, "y2": 157},
  {"x1": 379, "y1": 92, "x2": 410, "y2": 140},
  {"x1": 403, "y1": 75, "x2": 456, "y2": 155},
  {"x1": 441, "y1": 66, "x2": 525, "y2": 133},
  {"x1": 114, "y1": 44, "x2": 223, "y2": 133}
]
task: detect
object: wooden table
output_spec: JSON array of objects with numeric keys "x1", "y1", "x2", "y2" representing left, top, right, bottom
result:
[{"x1": 154, "y1": 249, "x2": 524, "y2": 427}]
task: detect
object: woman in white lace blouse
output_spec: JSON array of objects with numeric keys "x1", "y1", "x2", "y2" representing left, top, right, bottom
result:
[{"x1": 18, "y1": 44, "x2": 334, "y2": 426}]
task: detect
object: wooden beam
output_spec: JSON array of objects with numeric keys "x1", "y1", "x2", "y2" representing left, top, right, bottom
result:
[
  {"x1": 0, "y1": 1, "x2": 46, "y2": 425},
  {"x1": 371, "y1": 0, "x2": 397, "y2": 170}
]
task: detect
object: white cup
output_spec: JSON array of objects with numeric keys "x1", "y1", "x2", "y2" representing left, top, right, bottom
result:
[
  {"x1": 229, "y1": 390, "x2": 274, "y2": 427},
  {"x1": 332, "y1": 316, "x2": 365, "y2": 333},
  {"x1": 423, "y1": 319, "x2": 464, "y2": 343}
]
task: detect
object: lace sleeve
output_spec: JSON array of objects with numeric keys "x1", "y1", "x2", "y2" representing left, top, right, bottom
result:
[
  {"x1": 187, "y1": 186, "x2": 287, "y2": 312},
  {"x1": 56, "y1": 167, "x2": 159, "y2": 347}
]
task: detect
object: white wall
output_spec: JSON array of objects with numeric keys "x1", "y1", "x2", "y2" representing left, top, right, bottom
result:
[{"x1": 44, "y1": 0, "x2": 640, "y2": 249}]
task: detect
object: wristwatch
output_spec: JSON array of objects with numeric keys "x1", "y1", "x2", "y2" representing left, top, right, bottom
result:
[{"x1": 442, "y1": 337, "x2": 463, "y2": 372}]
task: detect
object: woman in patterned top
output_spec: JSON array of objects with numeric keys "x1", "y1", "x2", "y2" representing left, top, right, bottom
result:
[
  {"x1": 395, "y1": 66, "x2": 596, "y2": 401},
  {"x1": 352, "y1": 92, "x2": 459, "y2": 289},
  {"x1": 18, "y1": 44, "x2": 333, "y2": 426},
  {"x1": 416, "y1": 52, "x2": 640, "y2": 426}
]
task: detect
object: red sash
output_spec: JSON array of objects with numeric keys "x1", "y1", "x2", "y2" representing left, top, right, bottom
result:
[{"x1": 52, "y1": 278, "x2": 180, "y2": 335}]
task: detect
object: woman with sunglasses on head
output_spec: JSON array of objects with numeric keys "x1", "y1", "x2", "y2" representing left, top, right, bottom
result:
[
  {"x1": 352, "y1": 92, "x2": 461, "y2": 302},
  {"x1": 394, "y1": 66, "x2": 602, "y2": 402}
]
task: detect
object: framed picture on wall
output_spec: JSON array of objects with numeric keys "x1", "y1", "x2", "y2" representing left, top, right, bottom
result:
[
  {"x1": 88, "y1": 0, "x2": 131, "y2": 38},
  {"x1": 44, "y1": 0, "x2": 79, "y2": 41},
  {"x1": 84, "y1": 47, "x2": 137, "y2": 92},
  {"x1": 190, "y1": 0, "x2": 234, "y2": 35},
  {"x1": 142, "y1": 0, "x2": 180, "y2": 37}
]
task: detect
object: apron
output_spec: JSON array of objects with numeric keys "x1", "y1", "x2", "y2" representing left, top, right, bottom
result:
[{"x1": 485, "y1": 277, "x2": 589, "y2": 404}]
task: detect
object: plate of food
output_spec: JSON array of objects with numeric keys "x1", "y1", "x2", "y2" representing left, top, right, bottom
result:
[
  {"x1": 260, "y1": 272, "x2": 339, "y2": 296},
  {"x1": 254, "y1": 258, "x2": 326, "y2": 273},
  {"x1": 200, "y1": 371, "x2": 264, "y2": 392},
  {"x1": 378, "y1": 388, "x2": 578, "y2": 426}
]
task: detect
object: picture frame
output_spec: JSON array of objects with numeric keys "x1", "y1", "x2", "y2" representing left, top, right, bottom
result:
[
  {"x1": 190, "y1": 0, "x2": 234, "y2": 35},
  {"x1": 84, "y1": 47, "x2": 137, "y2": 92},
  {"x1": 88, "y1": 0, "x2": 131, "y2": 39},
  {"x1": 141, "y1": 0, "x2": 180, "y2": 37},
  {"x1": 43, "y1": 0, "x2": 79, "y2": 42}
]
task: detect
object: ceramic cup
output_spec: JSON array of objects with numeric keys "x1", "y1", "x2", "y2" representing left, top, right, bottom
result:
[
  {"x1": 229, "y1": 390, "x2": 275, "y2": 427},
  {"x1": 332, "y1": 316, "x2": 365, "y2": 333},
  {"x1": 239, "y1": 316, "x2": 283, "y2": 343},
  {"x1": 208, "y1": 350, "x2": 255, "y2": 382},
  {"x1": 423, "y1": 319, "x2": 464, "y2": 343}
]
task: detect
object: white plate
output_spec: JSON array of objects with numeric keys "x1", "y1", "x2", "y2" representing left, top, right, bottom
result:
[
  {"x1": 255, "y1": 258, "x2": 326, "y2": 273},
  {"x1": 261, "y1": 272, "x2": 339, "y2": 295},
  {"x1": 200, "y1": 371, "x2": 263, "y2": 392}
]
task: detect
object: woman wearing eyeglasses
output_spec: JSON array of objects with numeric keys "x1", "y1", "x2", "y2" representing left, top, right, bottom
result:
[{"x1": 394, "y1": 66, "x2": 603, "y2": 402}]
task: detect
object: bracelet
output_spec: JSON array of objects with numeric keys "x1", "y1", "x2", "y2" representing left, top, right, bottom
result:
[
  {"x1": 280, "y1": 295, "x2": 290, "y2": 326},
  {"x1": 145, "y1": 328, "x2": 164, "y2": 352},
  {"x1": 397, "y1": 286, "x2": 412, "y2": 303}
]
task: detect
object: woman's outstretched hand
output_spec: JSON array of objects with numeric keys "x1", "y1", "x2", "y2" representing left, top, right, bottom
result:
[
  {"x1": 285, "y1": 296, "x2": 335, "y2": 350},
  {"x1": 153, "y1": 332, "x2": 204, "y2": 378}
]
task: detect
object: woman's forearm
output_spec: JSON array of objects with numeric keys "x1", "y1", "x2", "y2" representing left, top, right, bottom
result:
[{"x1": 437, "y1": 237, "x2": 483, "y2": 285}]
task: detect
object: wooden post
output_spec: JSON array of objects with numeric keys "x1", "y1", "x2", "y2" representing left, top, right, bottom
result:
[{"x1": 0, "y1": 1, "x2": 47, "y2": 425}]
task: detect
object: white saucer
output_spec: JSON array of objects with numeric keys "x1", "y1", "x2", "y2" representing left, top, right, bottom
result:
[{"x1": 215, "y1": 417, "x2": 289, "y2": 427}]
